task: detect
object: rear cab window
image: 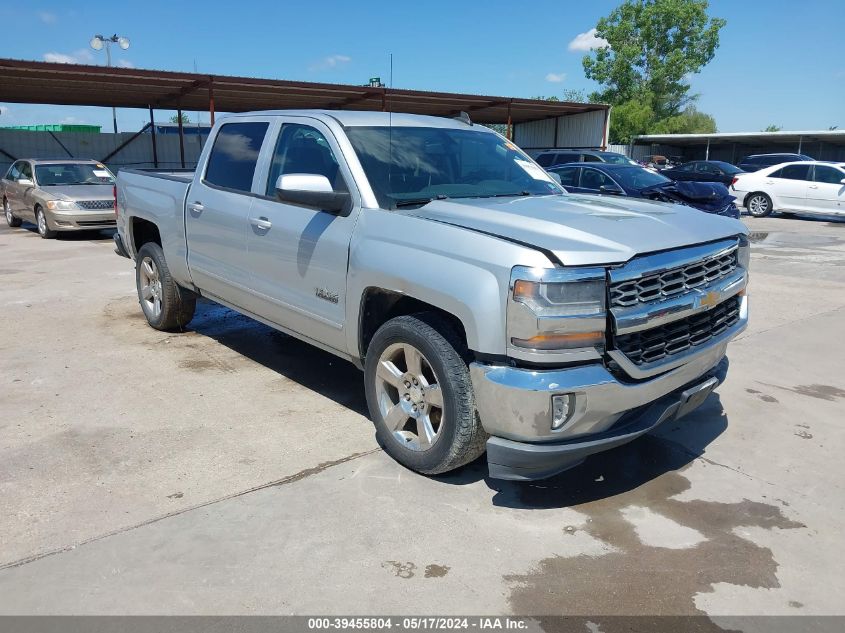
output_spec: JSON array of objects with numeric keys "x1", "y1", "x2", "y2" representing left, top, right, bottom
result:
[{"x1": 204, "y1": 122, "x2": 270, "y2": 192}]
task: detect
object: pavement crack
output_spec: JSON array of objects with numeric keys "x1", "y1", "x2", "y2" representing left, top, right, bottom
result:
[{"x1": 0, "y1": 448, "x2": 381, "y2": 572}]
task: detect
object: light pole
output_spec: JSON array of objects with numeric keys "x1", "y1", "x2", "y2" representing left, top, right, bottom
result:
[{"x1": 90, "y1": 34, "x2": 130, "y2": 134}]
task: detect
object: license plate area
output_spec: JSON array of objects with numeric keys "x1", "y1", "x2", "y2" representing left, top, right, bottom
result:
[{"x1": 676, "y1": 376, "x2": 719, "y2": 419}]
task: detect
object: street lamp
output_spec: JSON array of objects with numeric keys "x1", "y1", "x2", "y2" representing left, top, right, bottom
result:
[{"x1": 90, "y1": 34, "x2": 130, "y2": 134}]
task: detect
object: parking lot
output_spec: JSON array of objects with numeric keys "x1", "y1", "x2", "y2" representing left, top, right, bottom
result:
[{"x1": 1, "y1": 213, "x2": 844, "y2": 621}]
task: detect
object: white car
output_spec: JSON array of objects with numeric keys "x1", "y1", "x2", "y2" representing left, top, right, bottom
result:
[{"x1": 731, "y1": 161, "x2": 845, "y2": 217}]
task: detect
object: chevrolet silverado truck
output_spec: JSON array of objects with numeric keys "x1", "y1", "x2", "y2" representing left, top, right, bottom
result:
[{"x1": 114, "y1": 110, "x2": 749, "y2": 481}]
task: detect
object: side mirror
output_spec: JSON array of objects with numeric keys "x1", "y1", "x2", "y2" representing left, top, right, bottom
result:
[
  {"x1": 275, "y1": 174, "x2": 351, "y2": 215},
  {"x1": 548, "y1": 172, "x2": 562, "y2": 185},
  {"x1": 17, "y1": 178, "x2": 34, "y2": 186},
  {"x1": 599, "y1": 185, "x2": 624, "y2": 196}
]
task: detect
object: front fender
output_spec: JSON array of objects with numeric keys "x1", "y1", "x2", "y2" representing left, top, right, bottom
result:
[{"x1": 345, "y1": 209, "x2": 553, "y2": 358}]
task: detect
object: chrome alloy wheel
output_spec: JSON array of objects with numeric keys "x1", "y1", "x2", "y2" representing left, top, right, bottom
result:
[
  {"x1": 139, "y1": 256, "x2": 163, "y2": 319},
  {"x1": 375, "y1": 342, "x2": 445, "y2": 451},
  {"x1": 4, "y1": 199, "x2": 12, "y2": 223},
  {"x1": 37, "y1": 209, "x2": 47, "y2": 235},
  {"x1": 748, "y1": 194, "x2": 769, "y2": 216}
]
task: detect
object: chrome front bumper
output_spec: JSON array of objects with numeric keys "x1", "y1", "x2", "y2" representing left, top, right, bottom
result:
[{"x1": 471, "y1": 309, "x2": 744, "y2": 480}]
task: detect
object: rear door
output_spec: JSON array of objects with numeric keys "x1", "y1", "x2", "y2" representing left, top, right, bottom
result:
[
  {"x1": 186, "y1": 117, "x2": 271, "y2": 304},
  {"x1": 765, "y1": 164, "x2": 812, "y2": 210},
  {"x1": 3, "y1": 162, "x2": 23, "y2": 213},
  {"x1": 244, "y1": 117, "x2": 361, "y2": 352},
  {"x1": 807, "y1": 164, "x2": 845, "y2": 214}
]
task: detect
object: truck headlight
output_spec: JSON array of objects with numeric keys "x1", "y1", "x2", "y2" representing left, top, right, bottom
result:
[
  {"x1": 46, "y1": 200, "x2": 79, "y2": 211},
  {"x1": 508, "y1": 266, "x2": 607, "y2": 353},
  {"x1": 737, "y1": 234, "x2": 750, "y2": 269}
]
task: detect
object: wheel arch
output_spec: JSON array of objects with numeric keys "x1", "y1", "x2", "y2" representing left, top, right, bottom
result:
[{"x1": 130, "y1": 216, "x2": 162, "y2": 253}]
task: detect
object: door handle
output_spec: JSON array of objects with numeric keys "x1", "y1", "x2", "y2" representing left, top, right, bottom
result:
[
  {"x1": 808, "y1": 185, "x2": 819, "y2": 189},
  {"x1": 187, "y1": 201, "x2": 204, "y2": 213},
  {"x1": 250, "y1": 216, "x2": 272, "y2": 230}
]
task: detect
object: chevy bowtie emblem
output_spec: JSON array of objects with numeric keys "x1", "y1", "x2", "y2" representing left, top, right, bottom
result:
[{"x1": 699, "y1": 290, "x2": 720, "y2": 309}]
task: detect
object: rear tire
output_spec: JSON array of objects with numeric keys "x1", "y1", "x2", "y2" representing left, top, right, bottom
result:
[
  {"x1": 135, "y1": 242, "x2": 196, "y2": 331},
  {"x1": 4, "y1": 198, "x2": 21, "y2": 227},
  {"x1": 747, "y1": 192, "x2": 772, "y2": 217},
  {"x1": 364, "y1": 313, "x2": 487, "y2": 475},
  {"x1": 36, "y1": 206, "x2": 57, "y2": 239}
]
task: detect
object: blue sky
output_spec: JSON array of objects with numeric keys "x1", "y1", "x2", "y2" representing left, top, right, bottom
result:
[{"x1": 0, "y1": 0, "x2": 843, "y2": 133}]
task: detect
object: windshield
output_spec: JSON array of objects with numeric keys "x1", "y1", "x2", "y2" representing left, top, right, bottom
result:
[
  {"x1": 35, "y1": 163, "x2": 114, "y2": 186},
  {"x1": 598, "y1": 152, "x2": 637, "y2": 165},
  {"x1": 345, "y1": 126, "x2": 563, "y2": 208},
  {"x1": 612, "y1": 167, "x2": 671, "y2": 189}
]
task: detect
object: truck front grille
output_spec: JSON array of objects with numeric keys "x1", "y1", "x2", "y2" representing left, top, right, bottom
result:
[
  {"x1": 610, "y1": 248, "x2": 738, "y2": 308},
  {"x1": 614, "y1": 295, "x2": 740, "y2": 366},
  {"x1": 77, "y1": 199, "x2": 115, "y2": 210}
]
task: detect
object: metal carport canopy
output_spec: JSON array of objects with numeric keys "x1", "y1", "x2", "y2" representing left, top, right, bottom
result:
[
  {"x1": 0, "y1": 58, "x2": 608, "y2": 124},
  {"x1": 635, "y1": 131, "x2": 845, "y2": 147}
]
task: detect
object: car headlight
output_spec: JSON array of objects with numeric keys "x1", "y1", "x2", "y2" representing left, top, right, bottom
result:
[
  {"x1": 45, "y1": 200, "x2": 79, "y2": 211},
  {"x1": 508, "y1": 266, "x2": 607, "y2": 355},
  {"x1": 737, "y1": 234, "x2": 751, "y2": 269}
]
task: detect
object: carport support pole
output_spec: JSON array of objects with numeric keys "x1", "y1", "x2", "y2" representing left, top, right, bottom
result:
[
  {"x1": 148, "y1": 106, "x2": 159, "y2": 168},
  {"x1": 506, "y1": 101, "x2": 512, "y2": 141},
  {"x1": 177, "y1": 105, "x2": 186, "y2": 169},
  {"x1": 798, "y1": 136, "x2": 803, "y2": 155},
  {"x1": 208, "y1": 77, "x2": 215, "y2": 125},
  {"x1": 705, "y1": 138, "x2": 711, "y2": 160}
]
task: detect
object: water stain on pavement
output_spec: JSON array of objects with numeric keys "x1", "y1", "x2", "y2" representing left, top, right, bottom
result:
[
  {"x1": 765, "y1": 383, "x2": 845, "y2": 402},
  {"x1": 424, "y1": 564, "x2": 450, "y2": 578},
  {"x1": 745, "y1": 388, "x2": 778, "y2": 403},
  {"x1": 498, "y1": 436, "x2": 804, "y2": 628}
]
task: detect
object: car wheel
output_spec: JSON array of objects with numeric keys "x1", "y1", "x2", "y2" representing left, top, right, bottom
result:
[
  {"x1": 35, "y1": 206, "x2": 58, "y2": 239},
  {"x1": 135, "y1": 242, "x2": 196, "y2": 331},
  {"x1": 747, "y1": 193, "x2": 772, "y2": 217},
  {"x1": 364, "y1": 313, "x2": 488, "y2": 475},
  {"x1": 4, "y1": 198, "x2": 21, "y2": 227}
]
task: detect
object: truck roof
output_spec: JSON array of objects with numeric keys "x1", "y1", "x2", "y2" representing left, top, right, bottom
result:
[
  {"x1": 228, "y1": 109, "x2": 489, "y2": 130},
  {"x1": 18, "y1": 158, "x2": 103, "y2": 165}
]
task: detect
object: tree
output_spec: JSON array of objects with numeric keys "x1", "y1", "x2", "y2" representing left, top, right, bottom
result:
[
  {"x1": 170, "y1": 113, "x2": 191, "y2": 125},
  {"x1": 581, "y1": 0, "x2": 725, "y2": 142},
  {"x1": 761, "y1": 124, "x2": 782, "y2": 132},
  {"x1": 653, "y1": 106, "x2": 717, "y2": 134}
]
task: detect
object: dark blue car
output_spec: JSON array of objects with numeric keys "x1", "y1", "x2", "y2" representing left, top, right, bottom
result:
[{"x1": 547, "y1": 162, "x2": 739, "y2": 218}]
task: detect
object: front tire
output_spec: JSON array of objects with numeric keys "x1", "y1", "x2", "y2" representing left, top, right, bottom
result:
[
  {"x1": 36, "y1": 206, "x2": 57, "y2": 238},
  {"x1": 4, "y1": 198, "x2": 21, "y2": 227},
  {"x1": 747, "y1": 192, "x2": 772, "y2": 217},
  {"x1": 135, "y1": 242, "x2": 196, "y2": 331},
  {"x1": 364, "y1": 313, "x2": 487, "y2": 475}
]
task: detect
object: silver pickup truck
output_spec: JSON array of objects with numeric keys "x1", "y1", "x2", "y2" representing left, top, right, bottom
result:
[{"x1": 115, "y1": 110, "x2": 749, "y2": 481}]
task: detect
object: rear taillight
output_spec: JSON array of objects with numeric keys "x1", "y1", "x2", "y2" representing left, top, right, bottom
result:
[{"x1": 730, "y1": 177, "x2": 738, "y2": 187}]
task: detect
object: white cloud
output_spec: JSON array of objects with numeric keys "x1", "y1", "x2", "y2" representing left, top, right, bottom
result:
[
  {"x1": 116, "y1": 59, "x2": 135, "y2": 68},
  {"x1": 38, "y1": 11, "x2": 57, "y2": 24},
  {"x1": 545, "y1": 72, "x2": 567, "y2": 83},
  {"x1": 568, "y1": 28, "x2": 609, "y2": 52},
  {"x1": 309, "y1": 54, "x2": 351, "y2": 71},
  {"x1": 43, "y1": 49, "x2": 94, "y2": 64},
  {"x1": 60, "y1": 116, "x2": 87, "y2": 125}
]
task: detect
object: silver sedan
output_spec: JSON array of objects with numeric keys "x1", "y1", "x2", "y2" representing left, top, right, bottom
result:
[{"x1": 2, "y1": 159, "x2": 117, "y2": 238}]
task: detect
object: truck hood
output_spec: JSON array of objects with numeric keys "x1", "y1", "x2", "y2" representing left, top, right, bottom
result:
[
  {"x1": 405, "y1": 194, "x2": 747, "y2": 266},
  {"x1": 39, "y1": 184, "x2": 114, "y2": 201}
]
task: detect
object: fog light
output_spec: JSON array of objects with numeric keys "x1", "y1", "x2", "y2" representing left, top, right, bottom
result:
[{"x1": 551, "y1": 394, "x2": 575, "y2": 430}]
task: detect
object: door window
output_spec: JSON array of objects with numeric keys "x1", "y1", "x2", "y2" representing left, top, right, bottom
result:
[
  {"x1": 5, "y1": 162, "x2": 22, "y2": 181},
  {"x1": 695, "y1": 163, "x2": 718, "y2": 174},
  {"x1": 580, "y1": 168, "x2": 613, "y2": 190},
  {"x1": 18, "y1": 162, "x2": 33, "y2": 180},
  {"x1": 535, "y1": 154, "x2": 554, "y2": 167},
  {"x1": 554, "y1": 153, "x2": 579, "y2": 165},
  {"x1": 549, "y1": 166, "x2": 579, "y2": 187},
  {"x1": 204, "y1": 122, "x2": 269, "y2": 193},
  {"x1": 812, "y1": 165, "x2": 845, "y2": 184},
  {"x1": 583, "y1": 154, "x2": 602, "y2": 162},
  {"x1": 265, "y1": 123, "x2": 348, "y2": 196},
  {"x1": 678, "y1": 163, "x2": 696, "y2": 172},
  {"x1": 778, "y1": 165, "x2": 812, "y2": 181}
]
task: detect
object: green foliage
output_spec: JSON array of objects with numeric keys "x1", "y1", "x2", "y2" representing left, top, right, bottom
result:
[
  {"x1": 170, "y1": 113, "x2": 191, "y2": 125},
  {"x1": 652, "y1": 106, "x2": 717, "y2": 134},
  {"x1": 582, "y1": 0, "x2": 725, "y2": 142},
  {"x1": 762, "y1": 124, "x2": 782, "y2": 132}
]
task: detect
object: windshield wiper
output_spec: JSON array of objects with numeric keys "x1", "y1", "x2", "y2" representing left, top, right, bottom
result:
[{"x1": 394, "y1": 194, "x2": 448, "y2": 208}]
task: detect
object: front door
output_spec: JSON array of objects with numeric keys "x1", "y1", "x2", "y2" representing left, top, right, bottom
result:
[
  {"x1": 245, "y1": 118, "x2": 361, "y2": 353},
  {"x1": 185, "y1": 118, "x2": 271, "y2": 304},
  {"x1": 807, "y1": 164, "x2": 845, "y2": 214}
]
